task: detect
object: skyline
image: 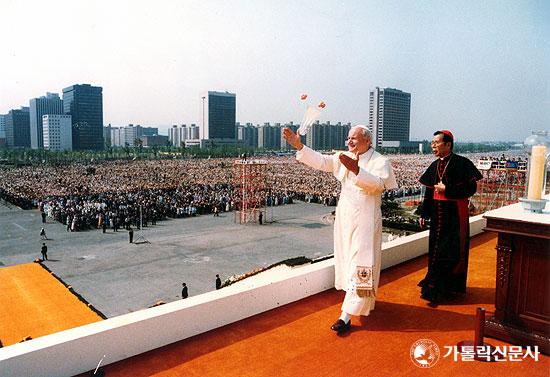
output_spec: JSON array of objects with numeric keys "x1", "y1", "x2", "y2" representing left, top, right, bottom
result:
[{"x1": 1, "y1": 0, "x2": 548, "y2": 142}]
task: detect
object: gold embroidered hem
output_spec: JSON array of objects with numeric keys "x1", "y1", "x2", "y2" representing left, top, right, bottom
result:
[
  {"x1": 356, "y1": 288, "x2": 376, "y2": 298},
  {"x1": 355, "y1": 266, "x2": 373, "y2": 289},
  {"x1": 355, "y1": 266, "x2": 375, "y2": 297}
]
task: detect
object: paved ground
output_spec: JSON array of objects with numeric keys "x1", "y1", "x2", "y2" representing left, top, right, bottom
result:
[{"x1": 0, "y1": 201, "x2": 343, "y2": 317}]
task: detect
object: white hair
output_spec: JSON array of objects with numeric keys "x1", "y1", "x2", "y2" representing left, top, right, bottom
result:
[{"x1": 352, "y1": 124, "x2": 372, "y2": 141}]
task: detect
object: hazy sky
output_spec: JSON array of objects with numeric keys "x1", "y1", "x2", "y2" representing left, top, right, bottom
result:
[{"x1": 1, "y1": 0, "x2": 548, "y2": 141}]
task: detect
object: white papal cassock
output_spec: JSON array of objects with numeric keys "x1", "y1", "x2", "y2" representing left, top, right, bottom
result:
[{"x1": 296, "y1": 146, "x2": 398, "y2": 316}]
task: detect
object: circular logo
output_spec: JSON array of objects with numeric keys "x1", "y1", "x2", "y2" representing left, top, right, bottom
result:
[{"x1": 410, "y1": 339, "x2": 440, "y2": 368}]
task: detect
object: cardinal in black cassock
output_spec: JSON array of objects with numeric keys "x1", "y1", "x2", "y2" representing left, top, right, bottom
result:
[{"x1": 417, "y1": 130, "x2": 482, "y2": 304}]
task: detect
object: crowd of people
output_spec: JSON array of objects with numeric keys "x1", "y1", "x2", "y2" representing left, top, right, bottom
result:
[{"x1": 0, "y1": 151, "x2": 524, "y2": 232}]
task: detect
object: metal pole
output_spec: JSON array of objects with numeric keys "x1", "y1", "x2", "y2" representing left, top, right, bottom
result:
[{"x1": 202, "y1": 96, "x2": 206, "y2": 140}]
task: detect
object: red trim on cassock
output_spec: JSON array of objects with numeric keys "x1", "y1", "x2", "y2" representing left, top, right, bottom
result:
[
  {"x1": 457, "y1": 199, "x2": 469, "y2": 257},
  {"x1": 433, "y1": 190, "x2": 451, "y2": 201}
]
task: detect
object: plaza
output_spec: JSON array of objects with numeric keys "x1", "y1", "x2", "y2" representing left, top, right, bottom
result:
[{"x1": 1, "y1": 201, "x2": 338, "y2": 317}]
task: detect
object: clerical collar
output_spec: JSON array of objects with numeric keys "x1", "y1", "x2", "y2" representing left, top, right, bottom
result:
[{"x1": 439, "y1": 152, "x2": 452, "y2": 161}]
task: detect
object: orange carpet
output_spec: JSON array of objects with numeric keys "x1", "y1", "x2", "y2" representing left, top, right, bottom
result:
[
  {"x1": 0, "y1": 263, "x2": 103, "y2": 346},
  {"x1": 80, "y1": 232, "x2": 548, "y2": 377}
]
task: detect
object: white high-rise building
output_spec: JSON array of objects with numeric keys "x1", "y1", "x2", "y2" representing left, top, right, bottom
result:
[
  {"x1": 188, "y1": 124, "x2": 199, "y2": 140},
  {"x1": 43, "y1": 114, "x2": 72, "y2": 151},
  {"x1": 168, "y1": 124, "x2": 194, "y2": 147},
  {"x1": 122, "y1": 125, "x2": 137, "y2": 146},
  {"x1": 110, "y1": 127, "x2": 121, "y2": 146},
  {"x1": 168, "y1": 125, "x2": 181, "y2": 147},
  {"x1": 179, "y1": 125, "x2": 187, "y2": 145},
  {"x1": 106, "y1": 124, "x2": 159, "y2": 147}
]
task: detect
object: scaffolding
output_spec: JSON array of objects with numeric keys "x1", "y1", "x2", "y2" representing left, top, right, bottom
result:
[
  {"x1": 233, "y1": 159, "x2": 268, "y2": 224},
  {"x1": 470, "y1": 165, "x2": 527, "y2": 215}
]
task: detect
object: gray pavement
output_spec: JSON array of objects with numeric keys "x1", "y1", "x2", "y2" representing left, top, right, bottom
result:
[{"x1": 0, "y1": 201, "x2": 339, "y2": 317}]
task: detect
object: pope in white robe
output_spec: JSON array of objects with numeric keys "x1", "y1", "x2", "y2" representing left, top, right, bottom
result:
[{"x1": 283, "y1": 125, "x2": 397, "y2": 333}]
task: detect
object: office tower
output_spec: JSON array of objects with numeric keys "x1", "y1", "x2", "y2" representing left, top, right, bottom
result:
[
  {"x1": 199, "y1": 91, "x2": 236, "y2": 147},
  {"x1": 5, "y1": 107, "x2": 30, "y2": 148},
  {"x1": 43, "y1": 114, "x2": 72, "y2": 151},
  {"x1": 369, "y1": 87, "x2": 411, "y2": 149},
  {"x1": 62, "y1": 84, "x2": 103, "y2": 151},
  {"x1": 29, "y1": 93, "x2": 63, "y2": 149},
  {"x1": 0, "y1": 114, "x2": 5, "y2": 147}
]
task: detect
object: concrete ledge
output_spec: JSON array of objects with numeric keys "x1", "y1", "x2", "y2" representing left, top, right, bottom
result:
[
  {"x1": 381, "y1": 213, "x2": 486, "y2": 269},
  {"x1": 0, "y1": 215, "x2": 486, "y2": 377}
]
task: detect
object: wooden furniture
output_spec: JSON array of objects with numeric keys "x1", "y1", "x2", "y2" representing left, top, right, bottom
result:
[{"x1": 483, "y1": 200, "x2": 550, "y2": 354}]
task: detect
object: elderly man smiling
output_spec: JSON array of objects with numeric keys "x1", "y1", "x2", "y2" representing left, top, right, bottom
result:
[{"x1": 283, "y1": 125, "x2": 397, "y2": 334}]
